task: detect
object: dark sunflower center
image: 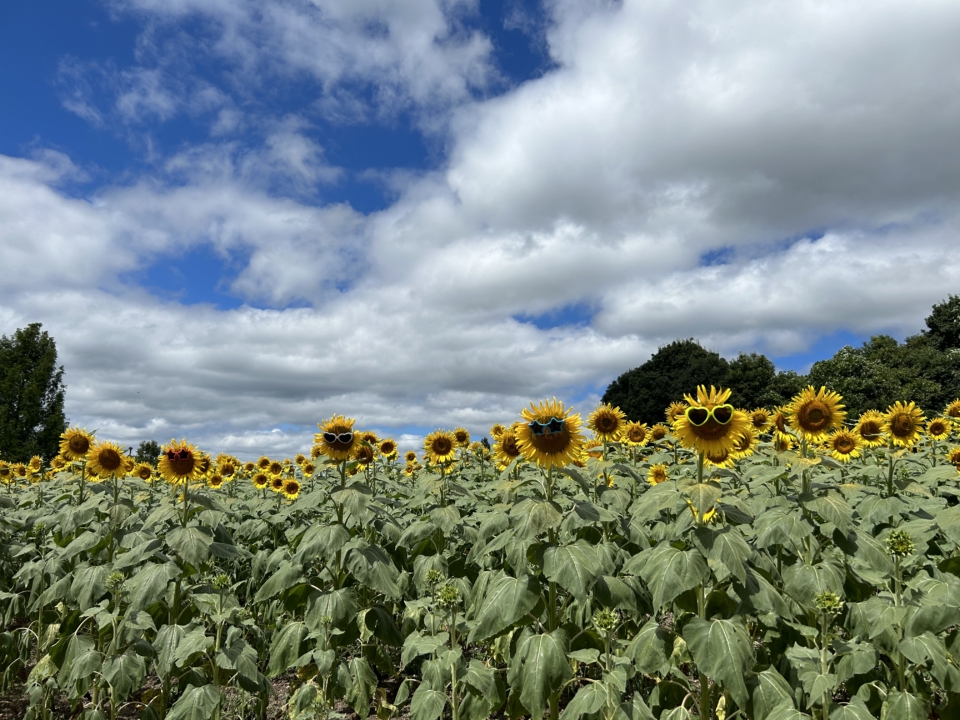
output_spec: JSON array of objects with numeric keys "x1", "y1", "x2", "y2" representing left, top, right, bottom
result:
[
  {"x1": 690, "y1": 418, "x2": 734, "y2": 441},
  {"x1": 455, "y1": 432, "x2": 468, "y2": 443},
  {"x1": 97, "y1": 448, "x2": 122, "y2": 472},
  {"x1": 530, "y1": 429, "x2": 571, "y2": 455},
  {"x1": 628, "y1": 427, "x2": 646, "y2": 442},
  {"x1": 859, "y1": 420, "x2": 882, "y2": 438},
  {"x1": 272, "y1": 477, "x2": 283, "y2": 489},
  {"x1": 270, "y1": 462, "x2": 283, "y2": 474},
  {"x1": 798, "y1": 401, "x2": 830, "y2": 431},
  {"x1": 652, "y1": 469, "x2": 666, "y2": 482},
  {"x1": 652, "y1": 427, "x2": 667, "y2": 440},
  {"x1": 502, "y1": 436, "x2": 520, "y2": 456},
  {"x1": 890, "y1": 414, "x2": 914, "y2": 437},
  {"x1": 138, "y1": 467, "x2": 152, "y2": 480},
  {"x1": 432, "y1": 437, "x2": 453, "y2": 455},
  {"x1": 752, "y1": 415, "x2": 767, "y2": 429},
  {"x1": 596, "y1": 415, "x2": 619, "y2": 432},
  {"x1": 382, "y1": 442, "x2": 396, "y2": 454},
  {"x1": 69, "y1": 436, "x2": 90, "y2": 454},
  {"x1": 357, "y1": 447, "x2": 373, "y2": 464},
  {"x1": 707, "y1": 449, "x2": 729, "y2": 463},
  {"x1": 930, "y1": 421, "x2": 946, "y2": 435},
  {"x1": 222, "y1": 463, "x2": 235, "y2": 476},
  {"x1": 167, "y1": 449, "x2": 195, "y2": 476},
  {"x1": 834, "y1": 436, "x2": 856, "y2": 453},
  {"x1": 735, "y1": 434, "x2": 751, "y2": 451}
]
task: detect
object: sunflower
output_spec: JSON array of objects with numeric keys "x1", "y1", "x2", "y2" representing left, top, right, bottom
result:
[
  {"x1": 207, "y1": 473, "x2": 225, "y2": 489},
  {"x1": 493, "y1": 424, "x2": 523, "y2": 466},
  {"x1": 770, "y1": 407, "x2": 789, "y2": 436},
  {"x1": 158, "y1": 439, "x2": 202, "y2": 485},
  {"x1": 647, "y1": 464, "x2": 668, "y2": 485},
  {"x1": 948, "y1": 447, "x2": 960, "y2": 468},
  {"x1": 650, "y1": 423, "x2": 670, "y2": 441},
  {"x1": 686, "y1": 499, "x2": 718, "y2": 524},
  {"x1": 453, "y1": 428, "x2": 471, "y2": 447},
  {"x1": 302, "y1": 461, "x2": 316, "y2": 476},
  {"x1": 257, "y1": 456, "x2": 271, "y2": 470},
  {"x1": 282, "y1": 478, "x2": 301, "y2": 500},
  {"x1": 133, "y1": 462, "x2": 154, "y2": 482},
  {"x1": 855, "y1": 410, "x2": 887, "y2": 448},
  {"x1": 665, "y1": 401, "x2": 687, "y2": 424},
  {"x1": 243, "y1": 461, "x2": 257, "y2": 473},
  {"x1": 882, "y1": 401, "x2": 925, "y2": 447},
  {"x1": 11, "y1": 463, "x2": 28, "y2": 481},
  {"x1": 252, "y1": 472, "x2": 269, "y2": 490},
  {"x1": 294, "y1": 453, "x2": 307, "y2": 466},
  {"x1": 945, "y1": 399, "x2": 960, "y2": 419},
  {"x1": 86, "y1": 441, "x2": 129, "y2": 479},
  {"x1": 516, "y1": 399, "x2": 586, "y2": 470},
  {"x1": 354, "y1": 444, "x2": 375, "y2": 465},
  {"x1": 404, "y1": 450, "x2": 418, "y2": 464},
  {"x1": 0, "y1": 463, "x2": 11, "y2": 484},
  {"x1": 772, "y1": 433, "x2": 794, "y2": 452},
  {"x1": 50, "y1": 455, "x2": 67, "y2": 471},
  {"x1": 403, "y1": 462, "x2": 420, "y2": 477},
  {"x1": 622, "y1": 421, "x2": 650, "y2": 447},
  {"x1": 587, "y1": 404, "x2": 626, "y2": 442},
  {"x1": 927, "y1": 417, "x2": 953, "y2": 441},
  {"x1": 270, "y1": 475, "x2": 285, "y2": 493},
  {"x1": 28, "y1": 456, "x2": 43, "y2": 472},
  {"x1": 672, "y1": 386, "x2": 750, "y2": 456},
  {"x1": 825, "y1": 429, "x2": 862, "y2": 463},
  {"x1": 60, "y1": 427, "x2": 94, "y2": 461},
  {"x1": 748, "y1": 408, "x2": 772, "y2": 432},
  {"x1": 730, "y1": 426, "x2": 758, "y2": 460},
  {"x1": 378, "y1": 439, "x2": 398, "y2": 459},
  {"x1": 315, "y1": 415, "x2": 358, "y2": 461},
  {"x1": 584, "y1": 439, "x2": 604, "y2": 459},
  {"x1": 490, "y1": 423, "x2": 507, "y2": 440},
  {"x1": 704, "y1": 447, "x2": 734, "y2": 468},
  {"x1": 424, "y1": 430, "x2": 458, "y2": 465},
  {"x1": 786, "y1": 387, "x2": 846, "y2": 441}
]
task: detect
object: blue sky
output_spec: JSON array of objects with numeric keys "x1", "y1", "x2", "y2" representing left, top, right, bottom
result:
[{"x1": 2, "y1": 0, "x2": 959, "y2": 457}]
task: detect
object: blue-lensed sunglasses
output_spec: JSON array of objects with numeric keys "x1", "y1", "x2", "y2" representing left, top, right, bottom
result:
[{"x1": 529, "y1": 417, "x2": 565, "y2": 436}]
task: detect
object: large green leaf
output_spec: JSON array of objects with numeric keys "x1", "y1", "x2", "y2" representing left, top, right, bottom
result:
[
  {"x1": 153, "y1": 624, "x2": 186, "y2": 677},
  {"x1": 628, "y1": 619, "x2": 673, "y2": 674},
  {"x1": 254, "y1": 561, "x2": 304, "y2": 603},
  {"x1": 880, "y1": 691, "x2": 929, "y2": 720},
  {"x1": 59, "y1": 633, "x2": 101, "y2": 688},
  {"x1": 268, "y1": 621, "x2": 308, "y2": 677},
  {"x1": 305, "y1": 588, "x2": 357, "y2": 632},
  {"x1": 682, "y1": 617, "x2": 754, "y2": 708},
  {"x1": 813, "y1": 493, "x2": 853, "y2": 533},
  {"x1": 511, "y1": 498, "x2": 564, "y2": 538},
  {"x1": 682, "y1": 483, "x2": 721, "y2": 520},
  {"x1": 296, "y1": 523, "x2": 350, "y2": 564},
  {"x1": 507, "y1": 629, "x2": 573, "y2": 720},
  {"x1": 102, "y1": 650, "x2": 146, "y2": 702},
  {"x1": 748, "y1": 669, "x2": 795, "y2": 720},
  {"x1": 126, "y1": 562, "x2": 178, "y2": 613},
  {"x1": 541, "y1": 542, "x2": 603, "y2": 601},
  {"x1": 627, "y1": 545, "x2": 709, "y2": 610},
  {"x1": 409, "y1": 685, "x2": 447, "y2": 720},
  {"x1": 468, "y1": 574, "x2": 541, "y2": 643},
  {"x1": 69, "y1": 564, "x2": 109, "y2": 611},
  {"x1": 166, "y1": 526, "x2": 212, "y2": 568},
  {"x1": 559, "y1": 682, "x2": 606, "y2": 720},
  {"x1": 765, "y1": 703, "x2": 811, "y2": 720},
  {"x1": 344, "y1": 539, "x2": 401, "y2": 597},
  {"x1": 900, "y1": 631, "x2": 960, "y2": 692},
  {"x1": 783, "y1": 561, "x2": 844, "y2": 611},
  {"x1": 692, "y1": 525, "x2": 751, "y2": 583},
  {"x1": 615, "y1": 693, "x2": 655, "y2": 720},
  {"x1": 165, "y1": 684, "x2": 221, "y2": 720},
  {"x1": 341, "y1": 656, "x2": 378, "y2": 717},
  {"x1": 831, "y1": 698, "x2": 878, "y2": 719}
]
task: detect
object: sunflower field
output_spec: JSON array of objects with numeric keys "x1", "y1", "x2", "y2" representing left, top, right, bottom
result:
[{"x1": 3, "y1": 389, "x2": 960, "y2": 720}]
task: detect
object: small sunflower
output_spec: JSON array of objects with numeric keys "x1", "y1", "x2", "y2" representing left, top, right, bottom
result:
[
  {"x1": 282, "y1": 478, "x2": 301, "y2": 500},
  {"x1": 252, "y1": 472, "x2": 269, "y2": 490},
  {"x1": 647, "y1": 463, "x2": 668, "y2": 485},
  {"x1": 672, "y1": 386, "x2": 750, "y2": 456},
  {"x1": 243, "y1": 461, "x2": 257, "y2": 473},
  {"x1": 490, "y1": 423, "x2": 507, "y2": 440},
  {"x1": 294, "y1": 453, "x2": 307, "y2": 466},
  {"x1": 622, "y1": 421, "x2": 650, "y2": 447},
  {"x1": 884, "y1": 401, "x2": 925, "y2": 447},
  {"x1": 60, "y1": 427, "x2": 94, "y2": 462},
  {"x1": 378, "y1": 439, "x2": 398, "y2": 459},
  {"x1": 927, "y1": 417, "x2": 953, "y2": 441},
  {"x1": 354, "y1": 444, "x2": 375, "y2": 465},
  {"x1": 0, "y1": 463, "x2": 11, "y2": 484},
  {"x1": 257, "y1": 456, "x2": 271, "y2": 470},
  {"x1": 493, "y1": 424, "x2": 523, "y2": 466},
  {"x1": 302, "y1": 461, "x2": 316, "y2": 476},
  {"x1": 452, "y1": 428, "x2": 471, "y2": 448},
  {"x1": 158, "y1": 439, "x2": 202, "y2": 485},
  {"x1": 50, "y1": 455, "x2": 67, "y2": 471},
  {"x1": 826, "y1": 429, "x2": 862, "y2": 462},
  {"x1": 704, "y1": 447, "x2": 734, "y2": 468},
  {"x1": 587, "y1": 403, "x2": 626, "y2": 442},
  {"x1": 270, "y1": 475, "x2": 285, "y2": 493},
  {"x1": 945, "y1": 399, "x2": 960, "y2": 419},
  {"x1": 650, "y1": 423, "x2": 670, "y2": 441},
  {"x1": 584, "y1": 439, "x2": 604, "y2": 459},
  {"x1": 786, "y1": 387, "x2": 846, "y2": 441},
  {"x1": 773, "y1": 433, "x2": 794, "y2": 452},
  {"x1": 748, "y1": 408, "x2": 772, "y2": 432},
  {"x1": 404, "y1": 450, "x2": 418, "y2": 464},
  {"x1": 315, "y1": 415, "x2": 357, "y2": 461},
  {"x1": 133, "y1": 462, "x2": 154, "y2": 482},
  {"x1": 265, "y1": 460, "x2": 281, "y2": 476},
  {"x1": 948, "y1": 446, "x2": 960, "y2": 468},
  {"x1": 855, "y1": 410, "x2": 887, "y2": 448},
  {"x1": 424, "y1": 430, "x2": 458, "y2": 465},
  {"x1": 86, "y1": 441, "x2": 129, "y2": 479},
  {"x1": 28, "y1": 456, "x2": 43, "y2": 472},
  {"x1": 207, "y1": 473, "x2": 225, "y2": 489},
  {"x1": 403, "y1": 462, "x2": 420, "y2": 477},
  {"x1": 730, "y1": 426, "x2": 758, "y2": 460},
  {"x1": 357, "y1": 431, "x2": 378, "y2": 447},
  {"x1": 686, "y1": 499, "x2": 718, "y2": 524},
  {"x1": 665, "y1": 401, "x2": 687, "y2": 424},
  {"x1": 12, "y1": 463, "x2": 28, "y2": 481},
  {"x1": 770, "y1": 407, "x2": 789, "y2": 435},
  {"x1": 516, "y1": 398, "x2": 586, "y2": 470}
]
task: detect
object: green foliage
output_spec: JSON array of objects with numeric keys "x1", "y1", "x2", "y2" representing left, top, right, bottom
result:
[
  {"x1": 925, "y1": 293, "x2": 960, "y2": 352},
  {"x1": 0, "y1": 323, "x2": 67, "y2": 462},
  {"x1": 135, "y1": 440, "x2": 161, "y2": 464}
]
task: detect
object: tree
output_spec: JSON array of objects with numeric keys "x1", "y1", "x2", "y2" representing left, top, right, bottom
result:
[
  {"x1": 0, "y1": 323, "x2": 68, "y2": 462},
  {"x1": 602, "y1": 339, "x2": 730, "y2": 425},
  {"x1": 726, "y1": 352, "x2": 789, "y2": 409},
  {"x1": 924, "y1": 294, "x2": 960, "y2": 352},
  {"x1": 135, "y1": 440, "x2": 161, "y2": 464}
]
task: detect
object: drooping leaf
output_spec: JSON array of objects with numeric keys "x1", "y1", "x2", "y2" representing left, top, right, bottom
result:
[
  {"x1": 254, "y1": 561, "x2": 303, "y2": 603},
  {"x1": 409, "y1": 685, "x2": 447, "y2": 720},
  {"x1": 468, "y1": 574, "x2": 540, "y2": 643},
  {"x1": 748, "y1": 669, "x2": 795, "y2": 720},
  {"x1": 165, "y1": 684, "x2": 221, "y2": 720},
  {"x1": 541, "y1": 542, "x2": 603, "y2": 601},
  {"x1": 507, "y1": 629, "x2": 573, "y2": 720},
  {"x1": 682, "y1": 617, "x2": 754, "y2": 708},
  {"x1": 559, "y1": 682, "x2": 607, "y2": 720},
  {"x1": 268, "y1": 621, "x2": 308, "y2": 678},
  {"x1": 627, "y1": 544, "x2": 709, "y2": 610},
  {"x1": 628, "y1": 619, "x2": 673, "y2": 674},
  {"x1": 880, "y1": 691, "x2": 929, "y2": 720}
]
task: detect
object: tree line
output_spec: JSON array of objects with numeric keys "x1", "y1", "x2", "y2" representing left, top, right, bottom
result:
[{"x1": 602, "y1": 295, "x2": 960, "y2": 425}]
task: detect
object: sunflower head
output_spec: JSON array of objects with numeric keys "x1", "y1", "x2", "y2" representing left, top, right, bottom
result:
[
  {"x1": 133, "y1": 462, "x2": 154, "y2": 482},
  {"x1": 665, "y1": 401, "x2": 687, "y2": 424},
  {"x1": 587, "y1": 403, "x2": 626, "y2": 442},
  {"x1": 787, "y1": 386, "x2": 846, "y2": 440},
  {"x1": 453, "y1": 428, "x2": 471, "y2": 447},
  {"x1": 884, "y1": 401, "x2": 925, "y2": 447},
  {"x1": 650, "y1": 423, "x2": 670, "y2": 441},
  {"x1": 730, "y1": 426, "x2": 758, "y2": 460},
  {"x1": 257, "y1": 456, "x2": 271, "y2": 470},
  {"x1": 60, "y1": 427, "x2": 94, "y2": 461},
  {"x1": 243, "y1": 461, "x2": 257, "y2": 474},
  {"x1": 86, "y1": 441, "x2": 129, "y2": 479},
  {"x1": 948, "y1": 446, "x2": 960, "y2": 468},
  {"x1": 672, "y1": 386, "x2": 750, "y2": 455},
  {"x1": 404, "y1": 450, "x2": 418, "y2": 464},
  {"x1": 704, "y1": 447, "x2": 734, "y2": 468},
  {"x1": 354, "y1": 443, "x2": 375, "y2": 465},
  {"x1": 302, "y1": 461, "x2": 316, "y2": 476},
  {"x1": 50, "y1": 455, "x2": 67, "y2": 471},
  {"x1": 252, "y1": 472, "x2": 269, "y2": 490},
  {"x1": 315, "y1": 415, "x2": 357, "y2": 461},
  {"x1": 516, "y1": 398, "x2": 585, "y2": 470},
  {"x1": 773, "y1": 433, "x2": 794, "y2": 452},
  {"x1": 424, "y1": 430, "x2": 458, "y2": 465},
  {"x1": 268, "y1": 460, "x2": 284, "y2": 476},
  {"x1": 622, "y1": 421, "x2": 650, "y2": 447},
  {"x1": 647, "y1": 463, "x2": 668, "y2": 485},
  {"x1": 28, "y1": 456, "x2": 43, "y2": 472},
  {"x1": 293, "y1": 453, "x2": 307, "y2": 466},
  {"x1": 158, "y1": 439, "x2": 202, "y2": 485},
  {"x1": 282, "y1": 478, "x2": 301, "y2": 500},
  {"x1": 855, "y1": 410, "x2": 887, "y2": 447},
  {"x1": 270, "y1": 475, "x2": 285, "y2": 493},
  {"x1": 378, "y1": 439, "x2": 398, "y2": 459},
  {"x1": 945, "y1": 399, "x2": 960, "y2": 419},
  {"x1": 827, "y1": 429, "x2": 863, "y2": 463},
  {"x1": 207, "y1": 473, "x2": 224, "y2": 489},
  {"x1": 749, "y1": 408, "x2": 772, "y2": 432},
  {"x1": 490, "y1": 423, "x2": 507, "y2": 440},
  {"x1": 927, "y1": 417, "x2": 953, "y2": 441},
  {"x1": 494, "y1": 424, "x2": 523, "y2": 466}
]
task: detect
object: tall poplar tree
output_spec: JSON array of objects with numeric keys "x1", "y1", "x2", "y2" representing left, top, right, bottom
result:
[{"x1": 0, "y1": 323, "x2": 68, "y2": 462}]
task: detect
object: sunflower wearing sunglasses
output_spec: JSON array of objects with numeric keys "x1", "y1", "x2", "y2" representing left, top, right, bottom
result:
[
  {"x1": 516, "y1": 398, "x2": 586, "y2": 469},
  {"x1": 672, "y1": 386, "x2": 750, "y2": 456},
  {"x1": 314, "y1": 415, "x2": 357, "y2": 461}
]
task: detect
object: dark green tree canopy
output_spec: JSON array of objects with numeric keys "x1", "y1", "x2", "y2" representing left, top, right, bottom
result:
[
  {"x1": 135, "y1": 440, "x2": 161, "y2": 465},
  {"x1": 925, "y1": 294, "x2": 960, "y2": 352},
  {"x1": 0, "y1": 323, "x2": 68, "y2": 462},
  {"x1": 725, "y1": 352, "x2": 800, "y2": 409},
  {"x1": 602, "y1": 339, "x2": 730, "y2": 425}
]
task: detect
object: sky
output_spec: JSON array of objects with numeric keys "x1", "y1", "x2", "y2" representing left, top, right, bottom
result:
[{"x1": 2, "y1": 0, "x2": 959, "y2": 459}]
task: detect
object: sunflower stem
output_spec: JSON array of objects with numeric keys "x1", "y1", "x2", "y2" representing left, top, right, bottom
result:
[{"x1": 887, "y1": 439, "x2": 895, "y2": 497}]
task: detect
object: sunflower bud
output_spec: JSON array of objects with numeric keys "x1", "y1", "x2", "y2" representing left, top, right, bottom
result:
[
  {"x1": 436, "y1": 583, "x2": 462, "y2": 611},
  {"x1": 886, "y1": 529, "x2": 915, "y2": 557},
  {"x1": 592, "y1": 608, "x2": 619, "y2": 632},
  {"x1": 814, "y1": 591, "x2": 843, "y2": 615},
  {"x1": 212, "y1": 573, "x2": 231, "y2": 591}
]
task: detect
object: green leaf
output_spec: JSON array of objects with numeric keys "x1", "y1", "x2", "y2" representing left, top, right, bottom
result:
[
  {"x1": 153, "y1": 624, "x2": 186, "y2": 677},
  {"x1": 899, "y1": 631, "x2": 960, "y2": 691},
  {"x1": 60, "y1": 633, "x2": 101, "y2": 687},
  {"x1": 541, "y1": 542, "x2": 603, "y2": 601},
  {"x1": 344, "y1": 539, "x2": 401, "y2": 597},
  {"x1": 102, "y1": 650, "x2": 146, "y2": 702},
  {"x1": 831, "y1": 698, "x2": 875, "y2": 720},
  {"x1": 628, "y1": 545, "x2": 709, "y2": 610},
  {"x1": 463, "y1": 659, "x2": 501, "y2": 703},
  {"x1": 268, "y1": 621, "x2": 308, "y2": 678},
  {"x1": 593, "y1": 575, "x2": 644, "y2": 616},
  {"x1": 682, "y1": 617, "x2": 754, "y2": 708},
  {"x1": 692, "y1": 525, "x2": 751, "y2": 583},
  {"x1": 559, "y1": 682, "x2": 607, "y2": 720},
  {"x1": 362, "y1": 605, "x2": 404, "y2": 646},
  {"x1": 765, "y1": 703, "x2": 811, "y2": 720},
  {"x1": 615, "y1": 693, "x2": 655, "y2": 720},
  {"x1": 799, "y1": 671, "x2": 838, "y2": 702},
  {"x1": 254, "y1": 561, "x2": 303, "y2": 603},
  {"x1": 783, "y1": 561, "x2": 844, "y2": 611},
  {"x1": 126, "y1": 562, "x2": 178, "y2": 613},
  {"x1": 409, "y1": 685, "x2": 447, "y2": 720},
  {"x1": 166, "y1": 526, "x2": 211, "y2": 568},
  {"x1": 507, "y1": 629, "x2": 573, "y2": 720},
  {"x1": 468, "y1": 574, "x2": 540, "y2": 643},
  {"x1": 511, "y1": 498, "x2": 564, "y2": 538},
  {"x1": 165, "y1": 684, "x2": 221, "y2": 720},
  {"x1": 754, "y1": 509, "x2": 813, "y2": 552},
  {"x1": 69, "y1": 564, "x2": 109, "y2": 611},
  {"x1": 880, "y1": 691, "x2": 929, "y2": 720},
  {"x1": 173, "y1": 626, "x2": 213, "y2": 667},
  {"x1": 342, "y1": 656, "x2": 378, "y2": 717},
  {"x1": 627, "y1": 619, "x2": 673, "y2": 674},
  {"x1": 682, "y1": 483, "x2": 721, "y2": 519},
  {"x1": 749, "y1": 669, "x2": 795, "y2": 720},
  {"x1": 305, "y1": 588, "x2": 357, "y2": 632},
  {"x1": 296, "y1": 523, "x2": 350, "y2": 564}
]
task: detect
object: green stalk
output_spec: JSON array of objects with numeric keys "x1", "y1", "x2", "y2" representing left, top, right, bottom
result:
[
  {"x1": 893, "y1": 555, "x2": 906, "y2": 691},
  {"x1": 449, "y1": 605, "x2": 459, "y2": 720},
  {"x1": 820, "y1": 611, "x2": 830, "y2": 720},
  {"x1": 886, "y1": 439, "x2": 896, "y2": 497},
  {"x1": 698, "y1": 584, "x2": 710, "y2": 720}
]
